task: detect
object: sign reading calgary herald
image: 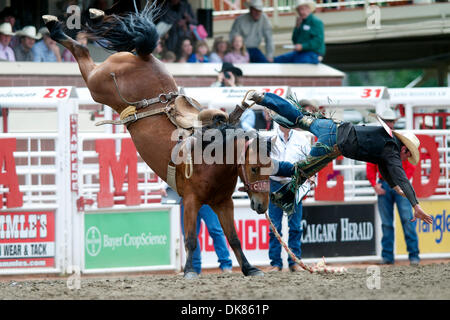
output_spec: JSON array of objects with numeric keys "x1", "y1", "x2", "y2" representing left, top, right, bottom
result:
[
  {"x1": 0, "y1": 211, "x2": 55, "y2": 268},
  {"x1": 301, "y1": 204, "x2": 376, "y2": 258}
]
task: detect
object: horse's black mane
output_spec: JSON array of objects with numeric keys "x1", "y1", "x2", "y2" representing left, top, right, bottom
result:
[
  {"x1": 84, "y1": 0, "x2": 160, "y2": 56},
  {"x1": 196, "y1": 118, "x2": 272, "y2": 158}
]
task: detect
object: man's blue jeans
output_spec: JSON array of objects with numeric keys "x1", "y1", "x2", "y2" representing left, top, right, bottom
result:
[
  {"x1": 261, "y1": 92, "x2": 338, "y2": 177},
  {"x1": 247, "y1": 47, "x2": 269, "y2": 63},
  {"x1": 274, "y1": 50, "x2": 319, "y2": 64},
  {"x1": 268, "y1": 180, "x2": 303, "y2": 268},
  {"x1": 378, "y1": 180, "x2": 420, "y2": 263},
  {"x1": 181, "y1": 203, "x2": 233, "y2": 274}
]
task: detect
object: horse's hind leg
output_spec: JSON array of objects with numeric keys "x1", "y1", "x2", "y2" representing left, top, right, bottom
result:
[
  {"x1": 42, "y1": 15, "x2": 95, "y2": 83},
  {"x1": 182, "y1": 196, "x2": 202, "y2": 279},
  {"x1": 211, "y1": 199, "x2": 264, "y2": 277}
]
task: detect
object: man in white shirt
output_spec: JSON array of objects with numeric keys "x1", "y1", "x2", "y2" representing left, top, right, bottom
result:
[
  {"x1": 0, "y1": 22, "x2": 15, "y2": 61},
  {"x1": 267, "y1": 123, "x2": 312, "y2": 272}
]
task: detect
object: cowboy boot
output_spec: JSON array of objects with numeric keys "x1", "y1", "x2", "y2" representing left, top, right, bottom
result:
[
  {"x1": 270, "y1": 182, "x2": 296, "y2": 215},
  {"x1": 270, "y1": 147, "x2": 342, "y2": 215},
  {"x1": 247, "y1": 90, "x2": 265, "y2": 104}
]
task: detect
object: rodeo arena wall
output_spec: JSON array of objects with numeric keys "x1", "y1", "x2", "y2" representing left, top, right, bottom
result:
[{"x1": 0, "y1": 75, "x2": 449, "y2": 275}]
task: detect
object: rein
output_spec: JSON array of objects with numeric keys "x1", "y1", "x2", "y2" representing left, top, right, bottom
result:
[
  {"x1": 238, "y1": 138, "x2": 270, "y2": 193},
  {"x1": 264, "y1": 210, "x2": 347, "y2": 274}
]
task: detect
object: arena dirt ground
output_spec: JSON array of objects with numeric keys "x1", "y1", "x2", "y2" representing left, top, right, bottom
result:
[{"x1": 0, "y1": 259, "x2": 449, "y2": 300}]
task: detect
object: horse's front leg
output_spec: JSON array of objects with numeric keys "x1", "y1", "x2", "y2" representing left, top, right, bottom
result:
[
  {"x1": 182, "y1": 196, "x2": 201, "y2": 279},
  {"x1": 211, "y1": 199, "x2": 264, "y2": 277}
]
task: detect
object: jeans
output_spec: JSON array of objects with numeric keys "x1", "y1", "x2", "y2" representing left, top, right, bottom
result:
[
  {"x1": 274, "y1": 51, "x2": 319, "y2": 64},
  {"x1": 268, "y1": 180, "x2": 303, "y2": 267},
  {"x1": 181, "y1": 203, "x2": 233, "y2": 274},
  {"x1": 378, "y1": 180, "x2": 420, "y2": 263},
  {"x1": 262, "y1": 92, "x2": 338, "y2": 163},
  {"x1": 247, "y1": 47, "x2": 269, "y2": 63}
]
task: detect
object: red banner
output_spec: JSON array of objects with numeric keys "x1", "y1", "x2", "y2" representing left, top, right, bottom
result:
[
  {"x1": 0, "y1": 138, "x2": 23, "y2": 208},
  {"x1": 0, "y1": 211, "x2": 55, "y2": 268}
]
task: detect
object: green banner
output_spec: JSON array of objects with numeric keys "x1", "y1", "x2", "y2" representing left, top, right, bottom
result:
[{"x1": 84, "y1": 210, "x2": 171, "y2": 269}]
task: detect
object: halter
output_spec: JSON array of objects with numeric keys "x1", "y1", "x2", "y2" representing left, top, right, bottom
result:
[{"x1": 237, "y1": 138, "x2": 270, "y2": 193}]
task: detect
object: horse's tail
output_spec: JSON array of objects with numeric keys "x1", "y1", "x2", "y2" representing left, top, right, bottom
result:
[{"x1": 85, "y1": 1, "x2": 159, "y2": 58}]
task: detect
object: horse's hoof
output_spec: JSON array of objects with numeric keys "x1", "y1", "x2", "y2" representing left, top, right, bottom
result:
[
  {"x1": 42, "y1": 15, "x2": 58, "y2": 24},
  {"x1": 184, "y1": 272, "x2": 199, "y2": 280},
  {"x1": 247, "y1": 268, "x2": 264, "y2": 277},
  {"x1": 249, "y1": 270, "x2": 264, "y2": 277},
  {"x1": 89, "y1": 8, "x2": 105, "y2": 19}
]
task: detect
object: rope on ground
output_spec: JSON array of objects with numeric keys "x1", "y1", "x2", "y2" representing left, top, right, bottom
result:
[{"x1": 264, "y1": 211, "x2": 347, "y2": 274}]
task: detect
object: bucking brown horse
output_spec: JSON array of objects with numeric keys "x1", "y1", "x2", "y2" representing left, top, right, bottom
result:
[{"x1": 42, "y1": 2, "x2": 272, "y2": 278}]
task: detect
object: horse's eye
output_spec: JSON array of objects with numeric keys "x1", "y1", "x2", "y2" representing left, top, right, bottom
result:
[{"x1": 251, "y1": 167, "x2": 258, "y2": 174}]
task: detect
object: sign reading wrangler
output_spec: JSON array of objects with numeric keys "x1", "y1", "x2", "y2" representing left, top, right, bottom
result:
[
  {"x1": 301, "y1": 204, "x2": 376, "y2": 258},
  {"x1": 84, "y1": 210, "x2": 171, "y2": 270}
]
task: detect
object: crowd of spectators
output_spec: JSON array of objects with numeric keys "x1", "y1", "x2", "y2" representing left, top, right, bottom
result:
[{"x1": 0, "y1": 0, "x2": 325, "y2": 65}]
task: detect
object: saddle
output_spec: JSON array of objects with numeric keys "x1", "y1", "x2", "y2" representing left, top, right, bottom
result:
[{"x1": 166, "y1": 95, "x2": 229, "y2": 129}]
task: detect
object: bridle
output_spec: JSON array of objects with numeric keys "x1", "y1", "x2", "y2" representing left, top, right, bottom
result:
[{"x1": 237, "y1": 138, "x2": 270, "y2": 193}]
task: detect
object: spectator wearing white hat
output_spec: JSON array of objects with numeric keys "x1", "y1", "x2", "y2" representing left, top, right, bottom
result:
[
  {"x1": 366, "y1": 108, "x2": 420, "y2": 266},
  {"x1": 0, "y1": 22, "x2": 16, "y2": 61},
  {"x1": 32, "y1": 27, "x2": 62, "y2": 62},
  {"x1": 274, "y1": 0, "x2": 325, "y2": 64},
  {"x1": 229, "y1": 0, "x2": 274, "y2": 63},
  {"x1": 13, "y1": 26, "x2": 41, "y2": 62}
]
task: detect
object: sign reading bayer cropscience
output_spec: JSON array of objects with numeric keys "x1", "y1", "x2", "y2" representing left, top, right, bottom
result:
[
  {"x1": 84, "y1": 211, "x2": 171, "y2": 270},
  {"x1": 301, "y1": 204, "x2": 376, "y2": 258}
]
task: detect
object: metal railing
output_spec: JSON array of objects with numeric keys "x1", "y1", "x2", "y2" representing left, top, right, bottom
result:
[{"x1": 209, "y1": 0, "x2": 437, "y2": 17}]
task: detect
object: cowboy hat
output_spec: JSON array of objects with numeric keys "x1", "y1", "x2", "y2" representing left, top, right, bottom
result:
[
  {"x1": 293, "y1": 0, "x2": 316, "y2": 11},
  {"x1": 217, "y1": 62, "x2": 243, "y2": 77},
  {"x1": 379, "y1": 108, "x2": 397, "y2": 121},
  {"x1": 0, "y1": 22, "x2": 15, "y2": 36},
  {"x1": 245, "y1": 0, "x2": 264, "y2": 11},
  {"x1": 16, "y1": 26, "x2": 42, "y2": 40},
  {"x1": 393, "y1": 131, "x2": 420, "y2": 165}
]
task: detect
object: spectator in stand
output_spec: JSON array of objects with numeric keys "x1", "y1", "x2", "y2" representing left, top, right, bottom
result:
[
  {"x1": 152, "y1": 39, "x2": 164, "y2": 60},
  {"x1": 13, "y1": 26, "x2": 41, "y2": 62},
  {"x1": 0, "y1": 7, "x2": 16, "y2": 31},
  {"x1": 274, "y1": 0, "x2": 325, "y2": 64},
  {"x1": 32, "y1": 27, "x2": 62, "y2": 62},
  {"x1": 230, "y1": 0, "x2": 274, "y2": 63},
  {"x1": 161, "y1": 50, "x2": 176, "y2": 63},
  {"x1": 208, "y1": 36, "x2": 229, "y2": 63},
  {"x1": 210, "y1": 62, "x2": 255, "y2": 130},
  {"x1": 211, "y1": 62, "x2": 243, "y2": 88},
  {"x1": 187, "y1": 40, "x2": 209, "y2": 63},
  {"x1": 176, "y1": 37, "x2": 193, "y2": 63},
  {"x1": 0, "y1": 6, "x2": 19, "y2": 48},
  {"x1": 0, "y1": 22, "x2": 15, "y2": 61},
  {"x1": 366, "y1": 108, "x2": 420, "y2": 266},
  {"x1": 223, "y1": 34, "x2": 250, "y2": 64},
  {"x1": 63, "y1": 32, "x2": 87, "y2": 62},
  {"x1": 155, "y1": 0, "x2": 198, "y2": 54}
]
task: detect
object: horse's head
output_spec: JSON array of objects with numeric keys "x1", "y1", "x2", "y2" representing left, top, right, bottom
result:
[{"x1": 238, "y1": 134, "x2": 275, "y2": 214}]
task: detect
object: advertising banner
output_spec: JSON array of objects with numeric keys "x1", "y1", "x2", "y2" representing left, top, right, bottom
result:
[
  {"x1": 195, "y1": 203, "x2": 376, "y2": 269},
  {"x1": 300, "y1": 204, "x2": 377, "y2": 258},
  {"x1": 84, "y1": 210, "x2": 171, "y2": 270},
  {"x1": 0, "y1": 211, "x2": 55, "y2": 268},
  {"x1": 395, "y1": 200, "x2": 450, "y2": 255},
  {"x1": 197, "y1": 203, "x2": 271, "y2": 268}
]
